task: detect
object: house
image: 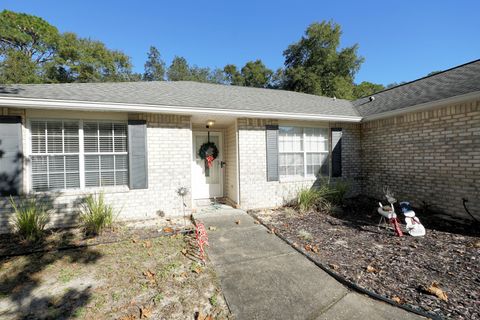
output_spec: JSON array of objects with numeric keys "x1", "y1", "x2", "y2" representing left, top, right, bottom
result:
[{"x1": 0, "y1": 59, "x2": 479, "y2": 232}]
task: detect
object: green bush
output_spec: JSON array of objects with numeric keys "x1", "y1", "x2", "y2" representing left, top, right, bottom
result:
[
  {"x1": 297, "y1": 187, "x2": 333, "y2": 213},
  {"x1": 327, "y1": 180, "x2": 350, "y2": 205},
  {"x1": 9, "y1": 196, "x2": 49, "y2": 242},
  {"x1": 80, "y1": 192, "x2": 115, "y2": 235},
  {"x1": 297, "y1": 180, "x2": 350, "y2": 213}
]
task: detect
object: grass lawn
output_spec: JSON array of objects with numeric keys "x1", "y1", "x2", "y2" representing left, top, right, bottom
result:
[{"x1": 0, "y1": 233, "x2": 231, "y2": 319}]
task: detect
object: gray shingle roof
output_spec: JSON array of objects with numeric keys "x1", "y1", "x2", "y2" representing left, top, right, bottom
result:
[
  {"x1": 353, "y1": 59, "x2": 480, "y2": 117},
  {"x1": 0, "y1": 81, "x2": 359, "y2": 117}
]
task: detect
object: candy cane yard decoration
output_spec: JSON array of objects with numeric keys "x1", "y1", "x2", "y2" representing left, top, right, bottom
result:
[{"x1": 195, "y1": 221, "x2": 209, "y2": 262}]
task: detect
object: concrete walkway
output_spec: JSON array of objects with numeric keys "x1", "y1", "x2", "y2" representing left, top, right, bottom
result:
[{"x1": 194, "y1": 206, "x2": 424, "y2": 320}]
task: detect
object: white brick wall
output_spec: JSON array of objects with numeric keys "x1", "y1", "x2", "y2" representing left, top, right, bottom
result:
[{"x1": 0, "y1": 110, "x2": 192, "y2": 233}]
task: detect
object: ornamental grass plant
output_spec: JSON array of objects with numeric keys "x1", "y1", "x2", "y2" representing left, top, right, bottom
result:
[
  {"x1": 80, "y1": 192, "x2": 116, "y2": 236},
  {"x1": 9, "y1": 196, "x2": 49, "y2": 243}
]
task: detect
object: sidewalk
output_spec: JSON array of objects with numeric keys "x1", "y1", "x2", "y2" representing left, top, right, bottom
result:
[{"x1": 194, "y1": 207, "x2": 425, "y2": 320}]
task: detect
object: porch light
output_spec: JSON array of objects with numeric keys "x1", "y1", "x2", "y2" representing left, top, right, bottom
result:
[{"x1": 206, "y1": 120, "x2": 215, "y2": 127}]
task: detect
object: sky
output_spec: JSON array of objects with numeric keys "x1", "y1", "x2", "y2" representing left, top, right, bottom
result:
[{"x1": 1, "y1": 0, "x2": 479, "y2": 86}]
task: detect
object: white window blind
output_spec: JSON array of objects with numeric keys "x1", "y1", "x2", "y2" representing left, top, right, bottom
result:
[
  {"x1": 30, "y1": 120, "x2": 128, "y2": 191},
  {"x1": 83, "y1": 121, "x2": 128, "y2": 187},
  {"x1": 30, "y1": 120, "x2": 80, "y2": 191},
  {"x1": 279, "y1": 126, "x2": 329, "y2": 179}
]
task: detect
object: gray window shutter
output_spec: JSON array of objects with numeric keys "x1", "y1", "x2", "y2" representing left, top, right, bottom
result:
[
  {"x1": 331, "y1": 128, "x2": 342, "y2": 177},
  {"x1": 128, "y1": 120, "x2": 148, "y2": 189},
  {"x1": 0, "y1": 116, "x2": 23, "y2": 196},
  {"x1": 265, "y1": 125, "x2": 279, "y2": 181}
]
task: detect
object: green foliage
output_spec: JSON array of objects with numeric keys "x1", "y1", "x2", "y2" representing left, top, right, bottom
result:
[
  {"x1": 282, "y1": 21, "x2": 364, "y2": 99},
  {"x1": 167, "y1": 56, "x2": 191, "y2": 81},
  {"x1": 9, "y1": 196, "x2": 49, "y2": 242},
  {"x1": 223, "y1": 60, "x2": 274, "y2": 88},
  {"x1": 297, "y1": 187, "x2": 335, "y2": 213},
  {"x1": 353, "y1": 81, "x2": 385, "y2": 98},
  {"x1": 143, "y1": 46, "x2": 165, "y2": 81},
  {"x1": 297, "y1": 229, "x2": 313, "y2": 241},
  {"x1": 297, "y1": 180, "x2": 350, "y2": 213},
  {"x1": 0, "y1": 10, "x2": 133, "y2": 83},
  {"x1": 80, "y1": 192, "x2": 115, "y2": 235},
  {"x1": 209, "y1": 294, "x2": 218, "y2": 306}
]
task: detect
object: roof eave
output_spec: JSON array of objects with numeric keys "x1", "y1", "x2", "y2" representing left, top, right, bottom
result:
[
  {"x1": 361, "y1": 90, "x2": 480, "y2": 122},
  {"x1": 0, "y1": 96, "x2": 362, "y2": 123}
]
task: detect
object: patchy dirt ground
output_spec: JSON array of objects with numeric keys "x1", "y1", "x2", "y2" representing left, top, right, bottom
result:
[
  {"x1": 0, "y1": 217, "x2": 191, "y2": 257},
  {"x1": 0, "y1": 233, "x2": 231, "y2": 319},
  {"x1": 250, "y1": 198, "x2": 480, "y2": 320}
]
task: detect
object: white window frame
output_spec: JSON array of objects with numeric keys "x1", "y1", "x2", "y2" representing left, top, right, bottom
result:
[
  {"x1": 278, "y1": 126, "x2": 329, "y2": 180},
  {"x1": 27, "y1": 118, "x2": 129, "y2": 192}
]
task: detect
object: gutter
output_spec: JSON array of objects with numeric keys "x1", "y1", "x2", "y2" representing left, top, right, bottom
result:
[
  {"x1": 362, "y1": 90, "x2": 480, "y2": 121},
  {"x1": 0, "y1": 96, "x2": 363, "y2": 123}
]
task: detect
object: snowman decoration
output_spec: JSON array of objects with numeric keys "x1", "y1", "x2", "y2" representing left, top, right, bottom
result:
[{"x1": 399, "y1": 201, "x2": 426, "y2": 237}]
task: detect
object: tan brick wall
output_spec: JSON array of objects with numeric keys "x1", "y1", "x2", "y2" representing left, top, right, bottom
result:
[
  {"x1": 361, "y1": 99, "x2": 480, "y2": 219},
  {"x1": 0, "y1": 110, "x2": 192, "y2": 233}
]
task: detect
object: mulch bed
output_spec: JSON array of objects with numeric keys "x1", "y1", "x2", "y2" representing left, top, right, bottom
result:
[{"x1": 249, "y1": 197, "x2": 480, "y2": 320}]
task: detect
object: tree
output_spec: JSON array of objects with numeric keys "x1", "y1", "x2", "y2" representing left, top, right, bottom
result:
[
  {"x1": 241, "y1": 60, "x2": 273, "y2": 88},
  {"x1": 223, "y1": 64, "x2": 244, "y2": 86},
  {"x1": 167, "y1": 56, "x2": 191, "y2": 81},
  {"x1": 353, "y1": 81, "x2": 385, "y2": 98},
  {"x1": 282, "y1": 21, "x2": 364, "y2": 98},
  {"x1": 0, "y1": 10, "x2": 133, "y2": 83},
  {"x1": 143, "y1": 46, "x2": 165, "y2": 81},
  {"x1": 0, "y1": 10, "x2": 59, "y2": 64}
]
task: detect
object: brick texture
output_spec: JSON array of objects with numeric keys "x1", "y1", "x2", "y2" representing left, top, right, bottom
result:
[
  {"x1": 361, "y1": 99, "x2": 480, "y2": 219},
  {"x1": 0, "y1": 110, "x2": 192, "y2": 233}
]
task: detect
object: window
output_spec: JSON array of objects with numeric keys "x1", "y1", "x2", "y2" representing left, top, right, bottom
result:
[
  {"x1": 84, "y1": 122, "x2": 128, "y2": 187},
  {"x1": 30, "y1": 120, "x2": 128, "y2": 191},
  {"x1": 278, "y1": 126, "x2": 329, "y2": 179}
]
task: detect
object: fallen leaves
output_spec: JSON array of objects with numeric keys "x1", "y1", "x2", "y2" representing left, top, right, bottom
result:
[
  {"x1": 143, "y1": 240, "x2": 152, "y2": 248},
  {"x1": 366, "y1": 265, "x2": 379, "y2": 273},
  {"x1": 140, "y1": 306, "x2": 152, "y2": 318},
  {"x1": 163, "y1": 227, "x2": 174, "y2": 233},
  {"x1": 329, "y1": 263, "x2": 339, "y2": 271},
  {"x1": 304, "y1": 244, "x2": 319, "y2": 253},
  {"x1": 119, "y1": 315, "x2": 136, "y2": 320},
  {"x1": 181, "y1": 248, "x2": 187, "y2": 255},
  {"x1": 143, "y1": 270, "x2": 156, "y2": 284},
  {"x1": 254, "y1": 220, "x2": 260, "y2": 224},
  {"x1": 425, "y1": 282, "x2": 448, "y2": 302},
  {"x1": 196, "y1": 311, "x2": 214, "y2": 320},
  {"x1": 235, "y1": 220, "x2": 241, "y2": 225},
  {"x1": 208, "y1": 226, "x2": 217, "y2": 231},
  {"x1": 392, "y1": 295, "x2": 405, "y2": 304}
]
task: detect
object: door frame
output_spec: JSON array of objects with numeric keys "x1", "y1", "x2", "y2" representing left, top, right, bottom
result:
[{"x1": 191, "y1": 130, "x2": 224, "y2": 200}]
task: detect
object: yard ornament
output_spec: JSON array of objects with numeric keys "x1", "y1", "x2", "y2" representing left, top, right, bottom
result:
[
  {"x1": 400, "y1": 201, "x2": 426, "y2": 237},
  {"x1": 377, "y1": 189, "x2": 403, "y2": 237}
]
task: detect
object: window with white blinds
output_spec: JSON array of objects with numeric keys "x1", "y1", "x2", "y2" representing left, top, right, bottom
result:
[
  {"x1": 278, "y1": 126, "x2": 329, "y2": 179},
  {"x1": 30, "y1": 120, "x2": 128, "y2": 191},
  {"x1": 83, "y1": 122, "x2": 128, "y2": 187}
]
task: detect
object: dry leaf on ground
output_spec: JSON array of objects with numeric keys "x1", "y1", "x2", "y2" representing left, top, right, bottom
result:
[
  {"x1": 329, "y1": 263, "x2": 339, "y2": 271},
  {"x1": 143, "y1": 270, "x2": 156, "y2": 284},
  {"x1": 163, "y1": 227, "x2": 174, "y2": 233},
  {"x1": 254, "y1": 220, "x2": 260, "y2": 224},
  {"x1": 120, "y1": 315, "x2": 137, "y2": 320},
  {"x1": 140, "y1": 306, "x2": 152, "y2": 318},
  {"x1": 181, "y1": 248, "x2": 187, "y2": 255},
  {"x1": 392, "y1": 295, "x2": 405, "y2": 304},
  {"x1": 208, "y1": 226, "x2": 217, "y2": 231},
  {"x1": 366, "y1": 265, "x2": 379, "y2": 273},
  {"x1": 143, "y1": 240, "x2": 152, "y2": 248},
  {"x1": 196, "y1": 312, "x2": 213, "y2": 320},
  {"x1": 426, "y1": 282, "x2": 448, "y2": 301},
  {"x1": 235, "y1": 220, "x2": 241, "y2": 225}
]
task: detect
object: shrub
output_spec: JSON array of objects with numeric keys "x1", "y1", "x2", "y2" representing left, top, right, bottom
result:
[
  {"x1": 9, "y1": 196, "x2": 49, "y2": 242},
  {"x1": 327, "y1": 180, "x2": 350, "y2": 205},
  {"x1": 297, "y1": 185, "x2": 337, "y2": 213},
  {"x1": 298, "y1": 229, "x2": 313, "y2": 241},
  {"x1": 80, "y1": 192, "x2": 116, "y2": 235}
]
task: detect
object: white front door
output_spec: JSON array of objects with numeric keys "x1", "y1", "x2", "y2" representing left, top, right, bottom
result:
[{"x1": 192, "y1": 131, "x2": 223, "y2": 199}]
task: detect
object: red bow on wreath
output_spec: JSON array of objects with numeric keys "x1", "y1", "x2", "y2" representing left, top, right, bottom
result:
[{"x1": 205, "y1": 155, "x2": 215, "y2": 168}]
